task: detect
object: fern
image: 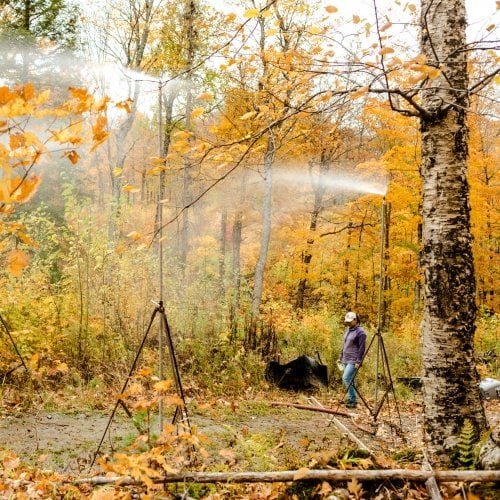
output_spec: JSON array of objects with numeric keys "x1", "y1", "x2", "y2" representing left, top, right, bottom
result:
[{"x1": 456, "y1": 418, "x2": 477, "y2": 470}]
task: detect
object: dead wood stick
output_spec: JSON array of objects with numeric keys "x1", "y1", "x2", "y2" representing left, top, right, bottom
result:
[
  {"x1": 72, "y1": 468, "x2": 500, "y2": 486},
  {"x1": 306, "y1": 396, "x2": 373, "y2": 454},
  {"x1": 270, "y1": 401, "x2": 350, "y2": 417},
  {"x1": 422, "y1": 454, "x2": 443, "y2": 500}
]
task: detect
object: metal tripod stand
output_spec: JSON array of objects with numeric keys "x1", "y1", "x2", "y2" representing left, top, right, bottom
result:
[
  {"x1": 90, "y1": 301, "x2": 190, "y2": 468},
  {"x1": 345, "y1": 327, "x2": 403, "y2": 424},
  {"x1": 334, "y1": 197, "x2": 404, "y2": 435}
]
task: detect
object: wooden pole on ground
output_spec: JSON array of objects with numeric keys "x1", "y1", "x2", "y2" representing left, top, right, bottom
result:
[{"x1": 72, "y1": 468, "x2": 500, "y2": 486}]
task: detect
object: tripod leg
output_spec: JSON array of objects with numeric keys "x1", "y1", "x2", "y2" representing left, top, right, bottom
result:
[
  {"x1": 160, "y1": 307, "x2": 191, "y2": 431},
  {"x1": 378, "y1": 333, "x2": 404, "y2": 434},
  {"x1": 0, "y1": 311, "x2": 28, "y2": 372},
  {"x1": 90, "y1": 306, "x2": 160, "y2": 469}
]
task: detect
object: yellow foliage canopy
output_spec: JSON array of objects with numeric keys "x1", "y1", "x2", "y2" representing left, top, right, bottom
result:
[{"x1": 0, "y1": 83, "x2": 114, "y2": 276}]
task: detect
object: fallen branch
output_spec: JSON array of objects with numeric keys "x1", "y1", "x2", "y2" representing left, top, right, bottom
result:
[
  {"x1": 422, "y1": 454, "x2": 443, "y2": 500},
  {"x1": 306, "y1": 396, "x2": 373, "y2": 454},
  {"x1": 72, "y1": 468, "x2": 500, "y2": 486},
  {"x1": 270, "y1": 401, "x2": 350, "y2": 417}
]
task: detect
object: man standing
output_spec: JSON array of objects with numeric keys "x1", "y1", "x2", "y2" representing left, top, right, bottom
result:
[{"x1": 338, "y1": 312, "x2": 367, "y2": 408}]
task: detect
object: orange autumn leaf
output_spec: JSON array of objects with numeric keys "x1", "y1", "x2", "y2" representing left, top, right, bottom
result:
[
  {"x1": 293, "y1": 467, "x2": 310, "y2": 480},
  {"x1": 7, "y1": 249, "x2": 30, "y2": 276},
  {"x1": 116, "y1": 98, "x2": 133, "y2": 113},
  {"x1": 19, "y1": 83, "x2": 35, "y2": 101},
  {"x1": 325, "y1": 5, "x2": 338, "y2": 13},
  {"x1": 12, "y1": 175, "x2": 41, "y2": 203},
  {"x1": 68, "y1": 86, "x2": 91, "y2": 101},
  {"x1": 9, "y1": 132, "x2": 26, "y2": 150},
  {"x1": 90, "y1": 115, "x2": 109, "y2": 152},
  {"x1": 64, "y1": 150, "x2": 80, "y2": 164},
  {"x1": 0, "y1": 86, "x2": 16, "y2": 104},
  {"x1": 153, "y1": 379, "x2": 174, "y2": 392}
]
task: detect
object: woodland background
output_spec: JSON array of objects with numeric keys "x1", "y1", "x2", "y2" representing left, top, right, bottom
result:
[{"x1": 0, "y1": 2, "x2": 499, "y2": 491}]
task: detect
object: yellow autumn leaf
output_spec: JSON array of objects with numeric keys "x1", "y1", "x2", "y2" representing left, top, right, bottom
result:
[
  {"x1": 33, "y1": 89, "x2": 51, "y2": 106},
  {"x1": 127, "y1": 231, "x2": 142, "y2": 241},
  {"x1": 114, "y1": 243, "x2": 127, "y2": 255},
  {"x1": 425, "y1": 67, "x2": 441, "y2": 79},
  {"x1": 353, "y1": 15, "x2": 361, "y2": 24},
  {"x1": 154, "y1": 379, "x2": 174, "y2": 392},
  {"x1": 28, "y1": 353, "x2": 40, "y2": 370},
  {"x1": 196, "y1": 92, "x2": 214, "y2": 101},
  {"x1": 407, "y1": 72, "x2": 427, "y2": 84},
  {"x1": 350, "y1": 86, "x2": 369, "y2": 100},
  {"x1": 266, "y1": 28, "x2": 278, "y2": 36},
  {"x1": 113, "y1": 167, "x2": 123, "y2": 177},
  {"x1": 380, "y1": 21, "x2": 392, "y2": 31},
  {"x1": 55, "y1": 361, "x2": 69, "y2": 373},
  {"x1": 348, "y1": 477, "x2": 364, "y2": 496},
  {"x1": 122, "y1": 184, "x2": 140, "y2": 193},
  {"x1": 325, "y1": 5, "x2": 338, "y2": 13},
  {"x1": 261, "y1": 9, "x2": 271, "y2": 18},
  {"x1": 146, "y1": 166, "x2": 164, "y2": 175},
  {"x1": 190, "y1": 107, "x2": 205, "y2": 119},
  {"x1": 225, "y1": 13, "x2": 236, "y2": 23},
  {"x1": 408, "y1": 3, "x2": 416, "y2": 13},
  {"x1": 309, "y1": 26, "x2": 322, "y2": 35},
  {"x1": 7, "y1": 249, "x2": 30, "y2": 276},
  {"x1": 17, "y1": 231, "x2": 37, "y2": 247},
  {"x1": 379, "y1": 47, "x2": 395, "y2": 55},
  {"x1": 173, "y1": 130, "x2": 192, "y2": 140},
  {"x1": 243, "y1": 8, "x2": 260, "y2": 18},
  {"x1": 13, "y1": 175, "x2": 41, "y2": 203},
  {"x1": 414, "y1": 53, "x2": 426, "y2": 64},
  {"x1": 239, "y1": 110, "x2": 257, "y2": 121},
  {"x1": 3, "y1": 454, "x2": 20, "y2": 471}
]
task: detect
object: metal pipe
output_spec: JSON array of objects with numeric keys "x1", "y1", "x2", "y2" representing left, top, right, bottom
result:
[
  {"x1": 374, "y1": 196, "x2": 386, "y2": 405},
  {"x1": 158, "y1": 80, "x2": 164, "y2": 432}
]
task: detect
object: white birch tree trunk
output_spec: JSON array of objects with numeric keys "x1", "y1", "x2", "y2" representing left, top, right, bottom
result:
[{"x1": 419, "y1": 0, "x2": 486, "y2": 465}]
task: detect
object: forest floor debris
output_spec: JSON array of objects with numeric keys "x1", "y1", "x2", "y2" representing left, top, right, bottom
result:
[{"x1": 1, "y1": 390, "x2": 498, "y2": 476}]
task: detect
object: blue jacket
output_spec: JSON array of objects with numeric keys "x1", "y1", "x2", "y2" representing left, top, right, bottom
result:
[{"x1": 340, "y1": 325, "x2": 366, "y2": 364}]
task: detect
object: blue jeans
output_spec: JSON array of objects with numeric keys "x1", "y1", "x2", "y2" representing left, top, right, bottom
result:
[{"x1": 342, "y1": 363, "x2": 357, "y2": 404}]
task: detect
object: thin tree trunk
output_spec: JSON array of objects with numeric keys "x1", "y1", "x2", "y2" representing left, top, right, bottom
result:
[
  {"x1": 219, "y1": 210, "x2": 227, "y2": 295},
  {"x1": 295, "y1": 160, "x2": 327, "y2": 309},
  {"x1": 420, "y1": 0, "x2": 486, "y2": 465},
  {"x1": 179, "y1": 0, "x2": 197, "y2": 272},
  {"x1": 251, "y1": 133, "x2": 275, "y2": 321}
]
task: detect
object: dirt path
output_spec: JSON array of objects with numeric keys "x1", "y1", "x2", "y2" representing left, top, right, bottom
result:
[
  {"x1": 0, "y1": 398, "x2": 412, "y2": 474},
  {"x1": 1, "y1": 397, "x2": 497, "y2": 475}
]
